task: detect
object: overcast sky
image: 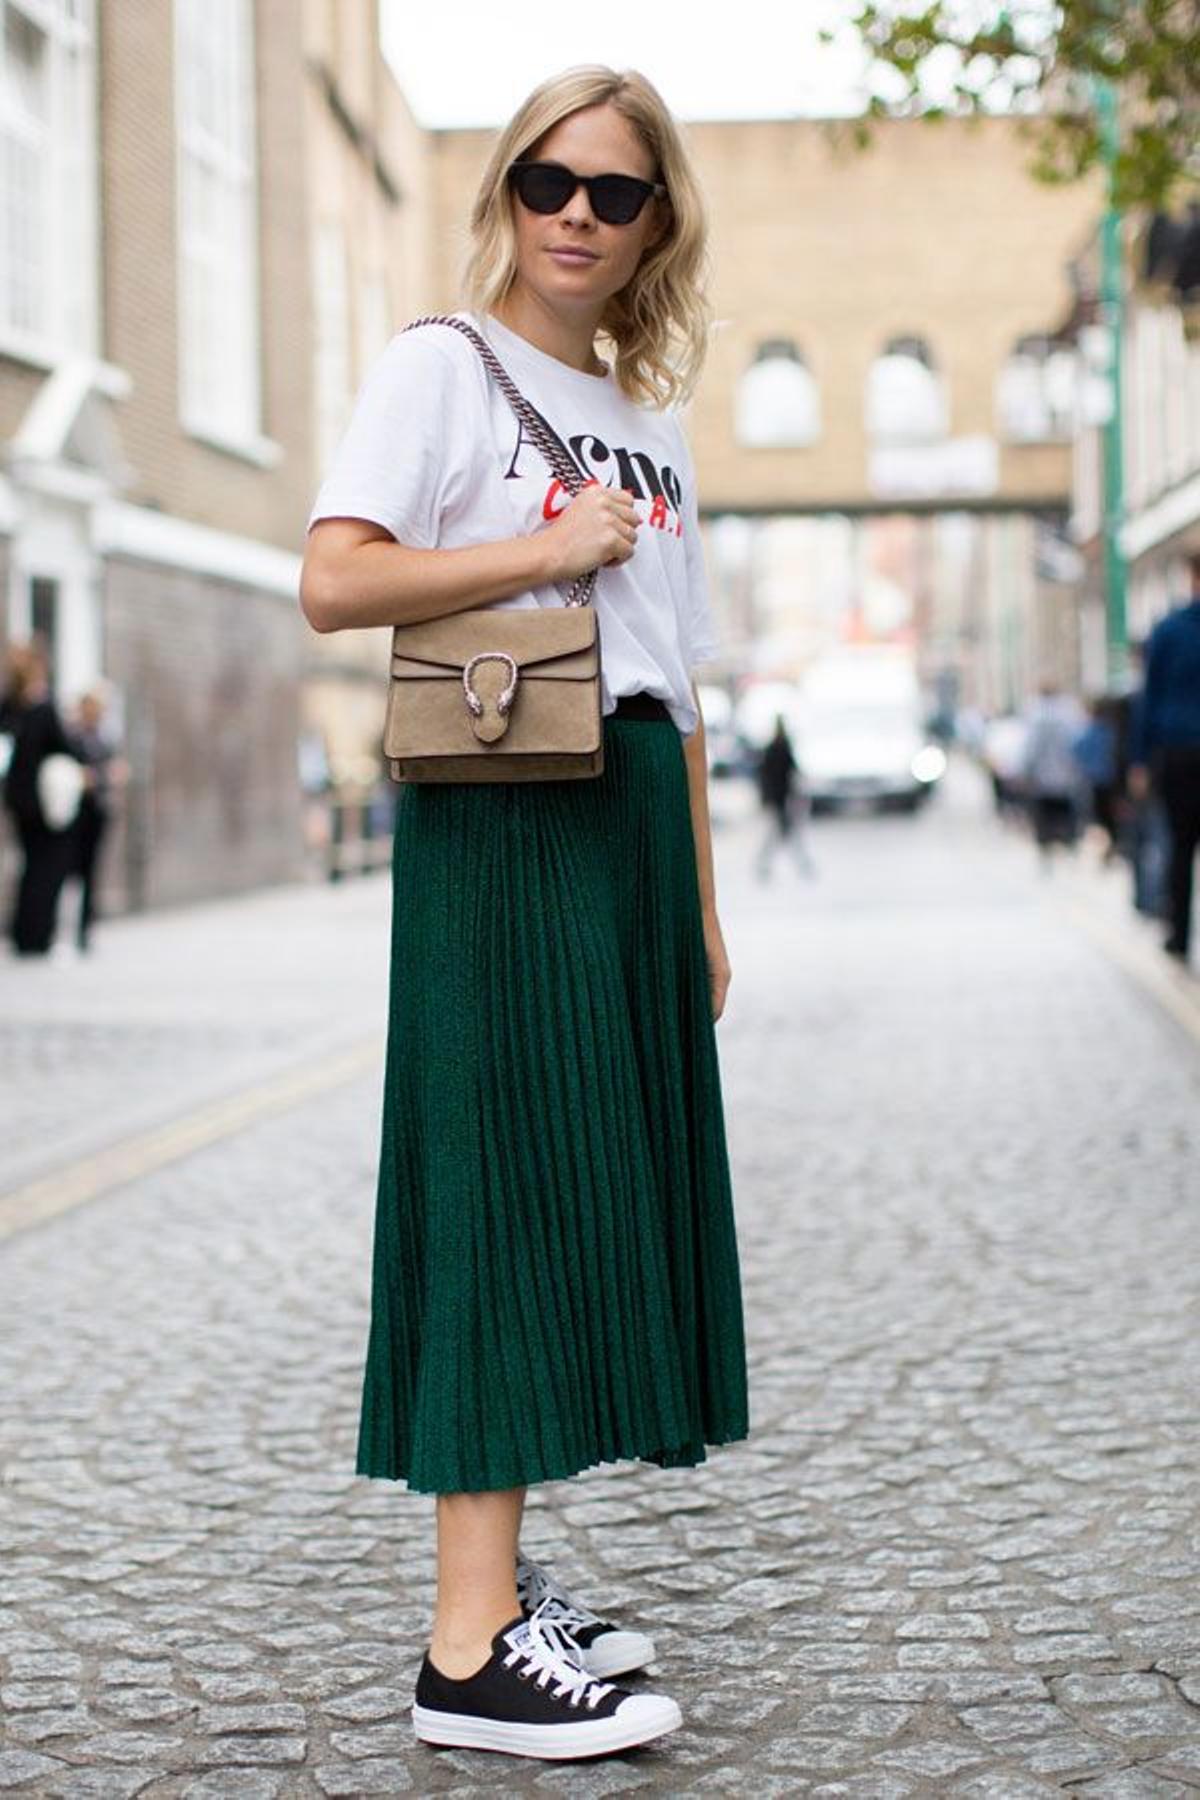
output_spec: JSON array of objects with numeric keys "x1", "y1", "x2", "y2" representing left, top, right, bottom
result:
[{"x1": 380, "y1": 0, "x2": 873, "y2": 130}]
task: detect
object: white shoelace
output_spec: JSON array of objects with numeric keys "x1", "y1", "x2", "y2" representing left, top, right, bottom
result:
[
  {"x1": 516, "y1": 1555, "x2": 601, "y2": 1630},
  {"x1": 502, "y1": 1602, "x2": 614, "y2": 1712}
]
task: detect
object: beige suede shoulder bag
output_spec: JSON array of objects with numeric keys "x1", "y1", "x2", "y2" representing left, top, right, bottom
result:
[{"x1": 384, "y1": 315, "x2": 603, "y2": 784}]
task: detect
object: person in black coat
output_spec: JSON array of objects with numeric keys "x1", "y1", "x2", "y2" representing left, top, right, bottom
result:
[
  {"x1": 754, "y1": 714, "x2": 815, "y2": 880},
  {"x1": 69, "y1": 689, "x2": 124, "y2": 952},
  {"x1": 1, "y1": 642, "x2": 83, "y2": 956},
  {"x1": 1128, "y1": 552, "x2": 1200, "y2": 962}
]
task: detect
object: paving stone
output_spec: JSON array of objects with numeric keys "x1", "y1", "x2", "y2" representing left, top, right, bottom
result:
[
  {"x1": 314, "y1": 1766, "x2": 416, "y2": 1796},
  {"x1": 327, "y1": 1722, "x2": 412, "y2": 1758},
  {"x1": 181, "y1": 1776, "x2": 286, "y2": 1799},
  {"x1": 957, "y1": 1701, "x2": 1080, "y2": 1744},
  {"x1": 895, "y1": 1613, "x2": 991, "y2": 1640},
  {"x1": 72, "y1": 1732, "x2": 185, "y2": 1763},
  {"x1": 1011, "y1": 1634, "x2": 1119, "y2": 1663},
  {"x1": 0, "y1": 1749, "x2": 70, "y2": 1789},
  {"x1": 872, "y1": 1739, "x2": 991, "y2": 1777},
  {"x1": 95, "y1": 1689, "x2": 193, "y2": 1724},
  {"x1": 0, "y1": 1679, "x2": 80, "y2": 1709},
  {"x1": 1059, "y1": 1673, "x2": 1166, "y2": 1703},
  {"x1": 320, "y1": 1684, "x2": 407, "y2": 1723},
  {"x1": 810, "y1": 1781, "x2": 918, "y2": 1800},
  {"x1": 1068, "y1": 1772, "x2": 1192, "y2": 1797},
  {"x1": 5, "y1": 1706, "x2": 92, "y2": 1742},
  {"x1": 196, "y1": 1702, "x2": 306, "y2": 1735},
  {"x1": 41, "y1": 1775, "x2": 158, "y2": 1800},
  {"x1": 951, "y1": 1776, "x2": 1063, "y2": 1798},
  {"x1": 6, "y1": 1653, "x2": 82, "y2": 1678},
  {"x1": 194, "y1": 1736, "x2": 307, "y2": 1768}
]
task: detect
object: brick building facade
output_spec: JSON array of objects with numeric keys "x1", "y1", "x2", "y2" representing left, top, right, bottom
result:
[{"x1": 0, "y1": 0, "x2": 425, "y2": 916}]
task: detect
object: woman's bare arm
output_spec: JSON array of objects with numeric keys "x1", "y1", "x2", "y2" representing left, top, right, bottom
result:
[
  {"x1": 300, "y1": 487, "x2": 640, "y2": 635},
  {"x1": 681, "y1": 681, "x2": 731, "y2": 1021},
  {"x1": 299, "y1": 519, "x2": 561, "y2": 634}
]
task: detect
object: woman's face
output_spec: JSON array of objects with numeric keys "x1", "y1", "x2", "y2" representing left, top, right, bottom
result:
[{"x1": 509, "y1": 103, "x2": 665, "y2": 322}]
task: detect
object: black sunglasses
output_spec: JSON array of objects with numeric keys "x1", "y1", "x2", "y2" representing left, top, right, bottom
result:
[{"x1": 508, "y1": 160, "x2": 667, "y2": 226}]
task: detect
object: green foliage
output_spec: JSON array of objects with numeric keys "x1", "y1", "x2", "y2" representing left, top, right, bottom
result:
[{"x1": 846, "y1": 2, "x2": 1200, "y2": 207}]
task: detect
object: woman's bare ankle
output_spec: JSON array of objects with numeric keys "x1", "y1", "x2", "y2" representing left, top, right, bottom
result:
[{"x1": 429, "y1": 1604, "x2": 521, "y2": 1681}]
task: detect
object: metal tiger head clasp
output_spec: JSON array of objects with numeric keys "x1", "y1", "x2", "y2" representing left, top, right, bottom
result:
[{"x1": 463, "y1": 651, "x2": 519, "y2": 743}]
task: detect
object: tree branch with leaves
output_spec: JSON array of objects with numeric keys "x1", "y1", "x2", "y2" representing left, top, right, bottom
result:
[{"x1": 845, "y1": 2, "x2": 1199, "y2": 208}]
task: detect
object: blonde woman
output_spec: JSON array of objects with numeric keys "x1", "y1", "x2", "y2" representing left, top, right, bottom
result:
[{"x1": 301, "y1": 65, "x2": 748, "y2": 1762}]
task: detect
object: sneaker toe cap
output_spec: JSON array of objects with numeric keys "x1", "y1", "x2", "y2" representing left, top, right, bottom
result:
[
  {"x1": 584, "y1": 1628, "x2": 656, "y2": 1678},
  {"x1": 614, "y1": 1691, "x2": 682, "y2": 1739}
]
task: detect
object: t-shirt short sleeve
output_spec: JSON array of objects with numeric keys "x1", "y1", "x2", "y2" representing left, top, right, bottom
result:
[
  {"x1": 675, "y1": 427, "x2": 720, "y2": 666},
  {"x1": 306, "y1": 330, "x2": 475, "y2": 549}
]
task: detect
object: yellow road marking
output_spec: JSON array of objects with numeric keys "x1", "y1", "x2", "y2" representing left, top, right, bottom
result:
[
  {"x1": 1059, "y1": 898, "x2": 1200, "y2": 1048},
  {"x1": 0, "y1": 1038, "x2": 384, "y2": 1244}
]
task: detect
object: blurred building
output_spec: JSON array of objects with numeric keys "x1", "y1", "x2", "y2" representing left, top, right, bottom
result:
[
  {"x1": 1067, "y1": 213, "x2": 1200, "y2": 680},
  {"x1": 0, "y1": 0, "x2": 426, "y2": 914},
  {"x1": 300, "y1": 0, "x2": 430, "y2": 827}
]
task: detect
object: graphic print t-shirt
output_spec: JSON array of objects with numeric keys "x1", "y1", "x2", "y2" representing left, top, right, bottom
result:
[{"x1": 305, "y1": 311, "x2": 719, "y2": 736}]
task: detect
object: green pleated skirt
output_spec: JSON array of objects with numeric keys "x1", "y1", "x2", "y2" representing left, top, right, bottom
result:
[{"x1": 356, "y1": 706, "x2": 749, "y2": 1494}]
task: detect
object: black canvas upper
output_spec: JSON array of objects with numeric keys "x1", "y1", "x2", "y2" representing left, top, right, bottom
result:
[{"x1": 416, "y1": 1617, "x2": 626, "y2": 1726}]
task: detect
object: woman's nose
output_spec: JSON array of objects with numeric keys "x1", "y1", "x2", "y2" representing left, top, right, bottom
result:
[{"x1": 560, "y1": 181, "x2": 597, "y2": 227}]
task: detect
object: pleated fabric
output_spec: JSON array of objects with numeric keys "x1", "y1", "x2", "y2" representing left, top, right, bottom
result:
[{"x1": 356, "y1": 711, "x2": 749, "y2": 1494}]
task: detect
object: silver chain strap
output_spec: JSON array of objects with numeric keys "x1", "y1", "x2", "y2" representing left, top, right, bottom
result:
[{"x1": 403, "y1": 314, "x2": 598, "y2": 609}]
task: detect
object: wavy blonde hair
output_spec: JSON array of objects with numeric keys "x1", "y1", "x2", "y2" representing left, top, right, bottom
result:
[{"x1": 464, "y1": 67, "x2": 711, "y2": 409}]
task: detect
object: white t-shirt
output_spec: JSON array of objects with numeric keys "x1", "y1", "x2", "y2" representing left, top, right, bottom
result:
[{"x1": 305, "y1": 311, "x2": 719, "y2": 736}]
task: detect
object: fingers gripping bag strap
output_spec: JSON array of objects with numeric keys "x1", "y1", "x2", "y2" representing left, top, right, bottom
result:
[{"x1": 403, "y1": 314, "x2": 597, "y2": 609}]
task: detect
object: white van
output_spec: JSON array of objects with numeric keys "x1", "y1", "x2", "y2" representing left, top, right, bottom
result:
[{"x1": 795, "y1": 648, "x2": 945, "y2": 812}]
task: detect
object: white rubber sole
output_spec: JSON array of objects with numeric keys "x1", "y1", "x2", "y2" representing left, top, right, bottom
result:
[
  {"x1": 579, "y1": 1629, "x2": 657, "y2": 1680},
  {"x1": 412, "y1": 1693, "x2": 682, "y2": 1760}
]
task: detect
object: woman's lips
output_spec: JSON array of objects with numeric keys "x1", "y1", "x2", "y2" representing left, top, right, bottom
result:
[{"x1": 547, "y1": 247, "x2": 598, "y2": 265}]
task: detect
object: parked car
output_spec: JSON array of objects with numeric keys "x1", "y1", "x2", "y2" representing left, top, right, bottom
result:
[{"x1": 794, "y1": 649, "x2": 945, "y2": 813}]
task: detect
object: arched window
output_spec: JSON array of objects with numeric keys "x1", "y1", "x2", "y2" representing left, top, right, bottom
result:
[
  {"x1": 865, "y1": 336, "x2": 946, "y2": 444},
  {"x1": 735, "y1": 339, "x2": 821, "y2": 448},
  {"x1": 996, "y1": 333, "x2": 1076, "y2": 442}
]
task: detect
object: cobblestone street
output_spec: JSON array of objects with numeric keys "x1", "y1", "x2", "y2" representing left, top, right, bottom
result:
[{"x1": 2, "y1": 758, "x2": 1199, "y2": 1797}]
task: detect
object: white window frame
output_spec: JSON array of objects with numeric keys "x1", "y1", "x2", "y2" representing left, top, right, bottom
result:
[
  {"x1": 0, "y1": 0, "x2": 98, "y2": 362},
  {"x1": 174, "y1": 0, "x2": 271, "y2": 461}
]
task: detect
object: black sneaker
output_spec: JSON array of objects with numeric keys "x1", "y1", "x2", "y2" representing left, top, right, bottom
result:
[
  {"x1": 411, "y1": 1603, "x2": 681, "y2": 1760},
  {"x1": 516, "y1": 1552, "x2": 656, "y2": 1679}
]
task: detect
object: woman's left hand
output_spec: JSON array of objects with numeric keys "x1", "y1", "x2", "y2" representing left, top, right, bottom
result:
[{"x1": 703, "y1": 911, "x2": 731, "y2": 1022}]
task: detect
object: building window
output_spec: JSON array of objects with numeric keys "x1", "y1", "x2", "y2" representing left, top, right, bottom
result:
[
  {"x1": 865, "y1": 336, "x2": 947, "y2": 444},
  {"x1": 174, "y1": 0, "x2": 261, "y2": 446},
  {"x1": 996, "y1": 333, "x2": 1076, "y2": 443},
  {"x1": 735, "y1": 340, "x2": 821, "y2": 448},
  {"x1": 0, "y1": 0, "x2": 98, "y2": 352}
]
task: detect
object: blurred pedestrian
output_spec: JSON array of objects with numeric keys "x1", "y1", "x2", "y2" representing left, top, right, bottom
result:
[
  {"x1": 69, "y1": 687, "x2": 126, "y2": 953},
  {"x1": 981, "y1": 711, "x2": 1029, "y2": 823},
  {"x1": 1122, "y1": 641, "x2": 1171, "y2": 920},
  {"x1": 1072, "y1": 695, "x2": 1121, "y2": 862},
  {"x1": 300, "y1": 67, "x2": 747, "y2": 1762},
  {"x1": 0, "y1": 642, "x2": 84, "y2": 956},
  {"x1": 754, "y1": 714, "x2": 815, "y2": 879},
  {"x1": 1020, "y1": 680, "x2": 1086, "y2": 866},
  {"x1": 1128, "y1": 551, "x2": 1200, "y2": 963}
]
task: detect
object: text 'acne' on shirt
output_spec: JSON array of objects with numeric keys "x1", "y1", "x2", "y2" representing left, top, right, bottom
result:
[{"x1": 502, "y1": 415, "x2": 684, "y2": 512}]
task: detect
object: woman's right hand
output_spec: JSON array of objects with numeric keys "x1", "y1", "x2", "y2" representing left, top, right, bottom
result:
[{"x1": 540, "y1": 483, "x2": 640, "y2": 582}]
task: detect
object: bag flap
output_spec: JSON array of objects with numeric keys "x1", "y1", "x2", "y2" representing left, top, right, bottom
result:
[
  {"x1": 391, "y1": 606, "x2": 596, "y2": 673},
  {"x1": 392, "y1": 646, "x2": 597, "y2": 681}
]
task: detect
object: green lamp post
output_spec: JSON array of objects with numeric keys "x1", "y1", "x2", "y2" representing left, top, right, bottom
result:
[{"x1": 1096, "y1": 76, "x2": 1129, "y2": 688}]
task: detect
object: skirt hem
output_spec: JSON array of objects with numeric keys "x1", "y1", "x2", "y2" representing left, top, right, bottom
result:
[{"x1": 354, "y1": 1421, "x2": 751, "y2": 1496}]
